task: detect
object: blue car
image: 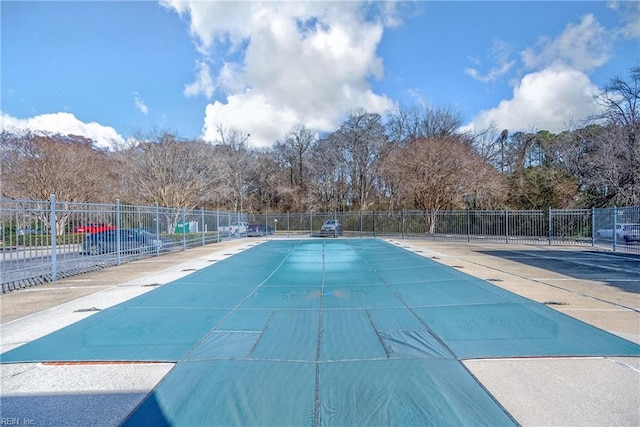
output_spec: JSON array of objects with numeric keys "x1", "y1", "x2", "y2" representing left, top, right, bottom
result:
[{"x1": 82, "y1": 229, "x2": 165, "y2": 255}]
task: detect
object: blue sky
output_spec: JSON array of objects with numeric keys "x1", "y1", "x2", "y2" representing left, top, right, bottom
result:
[{"x1": 2, "y1": 1, "x2": 638, "y2": 149}]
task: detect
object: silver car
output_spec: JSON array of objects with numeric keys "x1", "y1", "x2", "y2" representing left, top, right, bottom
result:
[
  {"x1": 320, "y1": 220, "x2": 343, "y2": 237},
  {"x1": 595, "y1": 223, "x2": 640, "y2": 243}
]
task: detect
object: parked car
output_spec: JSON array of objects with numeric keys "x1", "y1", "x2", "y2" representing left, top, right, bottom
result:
[
  {"x1": 218, "y1": 221, "x2": 250, "y2": 236},
  {"x1": 595, "y1": 223, "x2": 640, "y2": 243},
  {"x1": 246, "y1": 224, "x2": 274, "y2": 237},
  {"x1": 134, "y1": 229, "x2": 175, "y2": 251},
  {"x1": 82, "y1": 228, "x2": 163, "y2": 255},
  {"x1": 320, "y1": 219, "x2": 343, "y2": 237},
  {"x1": 73, "y1": 223, "x2": 117, "y2": 234}
]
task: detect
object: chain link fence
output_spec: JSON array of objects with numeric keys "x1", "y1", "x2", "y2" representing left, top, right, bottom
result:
[{"x1": 2, "y1": 196, "x2": 639, "y2": 292}]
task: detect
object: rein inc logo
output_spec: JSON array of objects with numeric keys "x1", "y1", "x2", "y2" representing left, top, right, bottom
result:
[{"x1": 0, "y1": 419, "x2": 35, "y2": 425}]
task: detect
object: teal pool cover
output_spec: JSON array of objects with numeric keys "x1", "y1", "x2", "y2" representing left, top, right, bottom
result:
[{"x1": 2, "y1": 239, "x2": 638, "y2": 426}]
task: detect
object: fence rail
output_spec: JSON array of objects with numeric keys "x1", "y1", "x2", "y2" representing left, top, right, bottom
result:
[{"x1": 2, "y1": 196, "x2": 639, "y2": 292}]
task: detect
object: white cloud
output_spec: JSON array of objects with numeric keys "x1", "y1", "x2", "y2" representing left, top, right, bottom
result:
[
  {"x1": 216, "y1": 61, "x2": 245, "y2": 94},
  {"x1": 521, "y1": 14, "x2": 611, "y2": 72},
  {"x1": 161, "y1": 1, "x2": 396, "y2": 146},
  {"x1": 465, "y1": 12, "x2": 618, "y2": 136},
  {"x1": 133, "y1": 92, "x2": 148, "y2": 114},
  {"x1": 202, "y1": 92, "x2": 298, "y2": 148},
  {"x1": 608, "y1": 1, "x2": 640, "y2": 39},
  {"x1": 160, "y1": 0, "x2": 255, "y2": 52},
  {"x1": 463, "y1": 66, "x2": 603, "y2": 134},
  {"x1": 184, "y1": 60, "x2": 215, "y2": 99},
  {"x1": 202, "y1": 85, "x2": 391, "y2": 148},
  {"x1": 465, "y1": 39, "x2": 516, "y2": 83},
  {"x1": 0, "y1": 112, "x2": 125, "y2": 150}
]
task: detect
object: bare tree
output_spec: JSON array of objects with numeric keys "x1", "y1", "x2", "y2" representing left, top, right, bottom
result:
[
  {"x1": 381, "y1": 135, "x2": 504, "y2": 230},
  {"x1": 464, "y1": 125, "x2": 501, "y2": 166},
  {"x1": 245, "y1": 150, "x2": 281, "y2": 211},
  {"x1": 214, "y1": 144, "x2": 253, "y2": 212},
  {"x1": 272, "y1": 124, "x2": 317, "y2": 211},
  {"x1": 328, "y1": 110, "x2": 388, "y2": 210},
  {"x1": 1, "y1": 131, "x2": 116, "y2": 202},
  {"x1": 592, "y1": 66, "x2": 640, "y2": 205},
  {"x1": 213, "y1": 124, "x2": 251, "y2": 148},
  {"x1": 117, "y1": 131, "x2": 224, "y2": 210},
  {"x1": 208, "y1": 125, "x2": 255, "y2": 211},
  {"x1": 0, "y1": 130, "x2": 118, "y2": 233},
  {"x1": 548, "y1": 68, "x2": 640, "y2": 207},
  {"x1": 555, "y1": 124, "x2": 638, "y2": 206},
  {"x1": 307, "y1": 137, "x2": 346, "y2": 212},
  {"x1": 596, "y1": 67, "x2": 639, "y2": 133},
  {"x1": 386, "y1": 103, "x2": 464, "y2": 144}
]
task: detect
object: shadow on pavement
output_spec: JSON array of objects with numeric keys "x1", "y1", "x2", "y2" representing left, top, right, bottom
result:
[{"x1": 478, "y1": 249, "x2": 640, "y2": 294}]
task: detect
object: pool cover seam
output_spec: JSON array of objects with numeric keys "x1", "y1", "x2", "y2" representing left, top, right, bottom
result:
[
  {"x1": 246, "y1": 310, "x2": 277, "y2": 359},
  {"x1": 365, "y1": 307, "x2": 392, "y2": 359},
  {"x1": 364, "y1": 240, "x2": 521, "y2": 425},
  {"x1": 313, "y1": 239, "x2": 327, "y2": 427},
  {"x1": 177, "y1": 240, "x2": 304, "y2": 363},
  {"x1": 119, "y1": 241, "x2": 306, "y2": 427},
  {"x1": 362, "y1": 250, "x2": 458, "y2": 360}
]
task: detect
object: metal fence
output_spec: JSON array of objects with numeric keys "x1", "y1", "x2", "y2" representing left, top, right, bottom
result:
[{"x1": 2, "y1": 196, "x2": 639, "y2": 292}]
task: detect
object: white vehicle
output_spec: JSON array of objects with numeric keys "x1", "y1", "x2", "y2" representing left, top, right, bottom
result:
[
  {"x1": 320, "y1": 219, "x2": 343, "y2": 237},
  {"x1": 218, "y1": 221, "x2": 250, "y2": 236},
  {"x1": 595, "y1": 223, "x2": 640, "y2": 243}
]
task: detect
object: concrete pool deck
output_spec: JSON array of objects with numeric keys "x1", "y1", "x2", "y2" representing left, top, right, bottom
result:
[{"x1": 1, "y1": 238, "x2": 638, "y2": 426}]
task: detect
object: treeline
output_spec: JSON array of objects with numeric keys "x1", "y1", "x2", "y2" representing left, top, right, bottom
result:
[{"x1": 2, "y1": 67, "x2": 638, "y2": 212}]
